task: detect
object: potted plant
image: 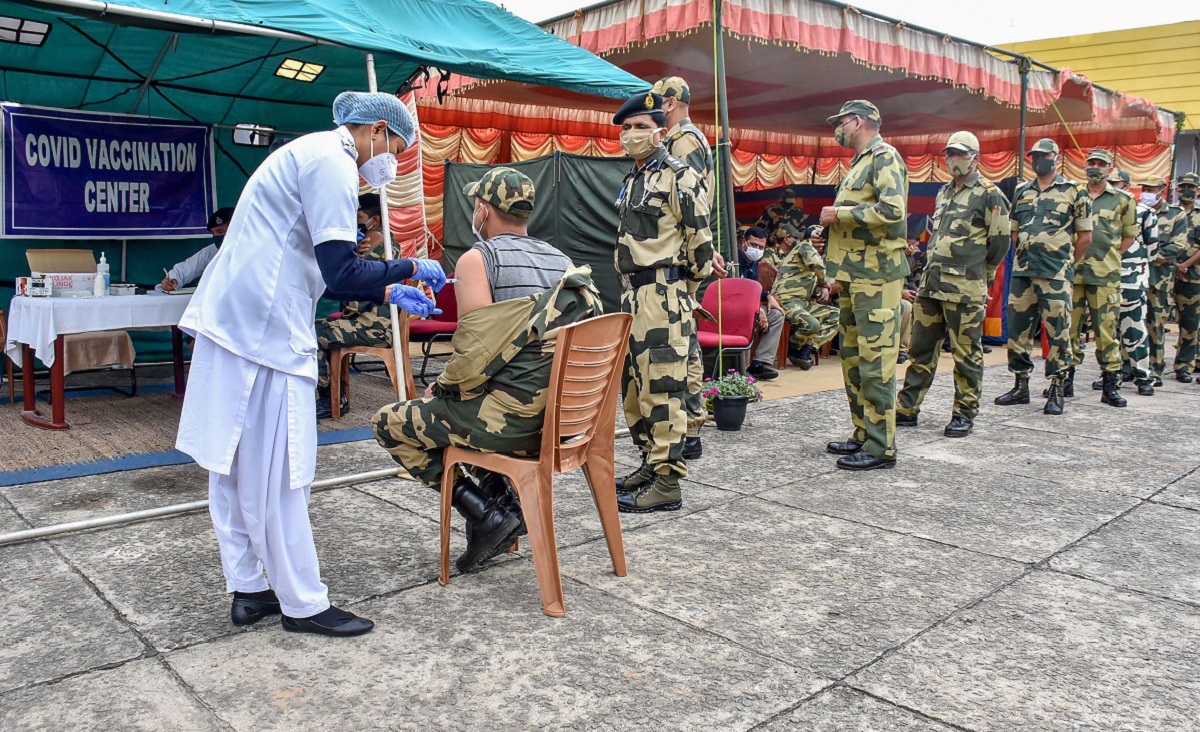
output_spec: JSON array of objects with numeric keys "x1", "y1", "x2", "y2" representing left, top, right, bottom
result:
[{"x1": 703, "y1": 369, "x2": 764, "y2": 431}]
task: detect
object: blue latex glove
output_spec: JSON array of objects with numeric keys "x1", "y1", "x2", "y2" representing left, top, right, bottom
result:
[
  {"x1": 411, "y1": 258, "x2": 446, "y2": 293},
  {"x1": 388, "y1": 284, "x2": 442, "y2": 318}
]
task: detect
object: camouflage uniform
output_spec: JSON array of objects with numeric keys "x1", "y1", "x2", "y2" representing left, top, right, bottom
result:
[
  {"x1": 315, "y1": 238, "x2": 390, "y2": 388},
  {"x1": 757, "y1": 187, "x2": 808, "y2": 241},
  {"x1": 372, "y1": 267, "x2": 602, "y2": 490},
  {"x1": 1148, "y1": 199, "x2": 1185, "y2": 378},
  {"x1": 825, "y1": 102, "x2": 909, "y2": 461},
  {"x1": 1117, "y1": 202, "x2": 1157, "y2": 385},
  {"x1": 898, "y1": 169, "x2": 1010, "y2": 421},
  {"x1": 770, "y1": 236, "x2": 838, "y2": 351},
  {"x1": 1176, "y1": 205, "x2": 1200, "y2": 376},
  {"x1": 1006, "y1": 168, "x2": 1092, "y2": 382},
  {"x1": 1071, "y1": 178, "x2": 1137, "y2": 374},
  {"x1": 616, "y1": 145, "x2": 713, "y2": 480},
  {"x1": 654, "y1": 76, "x2": 714, "y2": 443}
]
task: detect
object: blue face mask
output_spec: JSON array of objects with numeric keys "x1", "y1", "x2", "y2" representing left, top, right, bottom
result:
[{"x1": 213, "y1": 235, "x2": 225, "y2": 248}]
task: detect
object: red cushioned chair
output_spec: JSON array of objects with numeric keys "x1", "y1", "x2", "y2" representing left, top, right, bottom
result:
[
  {"x1": 696, "y1": 278, "x2": 763, "y2": 378},
  {"x1": 400, "y1": 281, "x2": 459, "y2": 384}
]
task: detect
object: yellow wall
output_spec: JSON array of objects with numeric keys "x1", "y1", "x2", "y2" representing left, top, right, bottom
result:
[{"x1": 1005, "y1": 22, "x2": 1200, "y2": 125}]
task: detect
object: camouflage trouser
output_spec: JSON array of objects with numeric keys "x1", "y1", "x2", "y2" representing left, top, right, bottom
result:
[
  {"x1": 899, "y1": 298, "x2": 914, "y2": 350},
  {"x1": 315, "y1": 316, "x2": 390, "y2": 388},
  {"x1": 1006, "y1": 275, "x2": 1072, "y2": 380},
  {"x1": 838, "y1": 278, "x2": 902, "y2": 460},
  {"x1": 897, "y1": 296, "x2": 985, "y2": 421},
  {"x1": 372, "y1": 395, "x2": 543, "y2": 491},
  {"x1": 1118, "y1": 286, "x2": 1152, "y2": 385},
  {"x1": 780, "y1": 296, "x2": 838, "y2": 350},
  {"x1": 621, "y1": 279, "x2": 690, "y2": 478},
  {"x1": 684, "y1": 330, "x2": 705, "y2": 437},
  {"x1": 1174, "y1": 280, "x2": 1200, "y2": 374},
  {"x1": 1147, "y1": 263, "x2": 1175, "y2": 378},
  {"x1": 1070, "y1": 282, "x2": 1121, "y2": 373}
]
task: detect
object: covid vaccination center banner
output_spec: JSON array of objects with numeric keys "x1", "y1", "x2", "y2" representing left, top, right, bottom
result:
[{"x1": 1, "y1": 104, "x2": 215, "y2": 239}]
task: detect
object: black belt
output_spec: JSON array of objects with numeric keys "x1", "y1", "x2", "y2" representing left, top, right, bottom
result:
[{"x1": 623, "y1": 266, "x2": 684, "y2": 289}]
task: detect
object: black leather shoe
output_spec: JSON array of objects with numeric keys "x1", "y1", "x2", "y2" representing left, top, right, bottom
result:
[
  {"x1": 1137, "y1": 382, "x2": 1155, "y2": 396},
  {"x1": 748, "y1": 361, "x2": 779, "y2": 380},
  {"x1": 836, "y1": 451, "x2": 896, "y2": 471},
  {"x1": 826, "y1": 438, "x2": 865, "y2": 455},
  {"x1": 1091, "y1": 379, "x2": 1103, "y2": 391},
  {"x1": 281, "y1": 605, "x2": 373, "y2": 637},
  {"x1": 1176, "y1": 370, "x2": 1193, "y2": 383},
  {"x1": 895, "y1": 413, "x2": 918, "y2": 427},
  {"x1": 944, "y1": 416, "x2": 973, "y2": 438},
  {"x1": 682, "y1": 436, "x2": 703, "y2": 460},
  {"x1": 315, "y1": 394, "x2": 349, "y2": 420},
  {"x1": 897, "y1": 350, "x2": 909, "y2": 364},
  {"x1": 231, "y1": 589, "x2": 281, "y2": 626},
  {"x1": 1154, "y1": 377, "x2": 1164, "y2": 387}
]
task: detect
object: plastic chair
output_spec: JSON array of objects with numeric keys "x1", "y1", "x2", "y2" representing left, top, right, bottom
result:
[
  {"x1": 696, "y1": 278, "x2": 763, "y2": 377},
  {"x1": 755, "y1": 262, "x2": 790, "y2": 369},
  {"x1": 329, "y1": 345, "x2": 403, "y2": 421},
  {"x1": 438, "y1": 312, "x2": 633, "y2": 617},
  {"x1": 401, "y1": 283, "x2": 459, "y2": 383}
]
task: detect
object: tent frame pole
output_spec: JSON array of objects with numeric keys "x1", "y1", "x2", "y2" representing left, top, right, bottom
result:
[
  {"x1": 1017, "y1": 58, "x2": 1029, "y2": 181},
  {"x1": 713, "y1": 0, "x2": 735, "y2": 267},
  {"x1": 366, "y1": 53, "x2": 410, "y2": 402},
  {"x1": 128, "y1": 33, "x2": 176, "y2": 114}
]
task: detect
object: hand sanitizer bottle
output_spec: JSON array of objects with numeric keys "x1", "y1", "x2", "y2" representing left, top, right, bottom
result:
[{"x1": 94, "y1": 252, "x2": 110, "y2": 297}]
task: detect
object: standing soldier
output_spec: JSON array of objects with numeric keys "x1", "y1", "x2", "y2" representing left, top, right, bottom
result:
[
  {"x1": 652, "y1": 75, "x2": 713, "y2": 460},
  {"x1": 818, "y1": 100, "x2": 909, "y2": 471},
  {"x1": 611, "y1": 91, "x2": 713, "y2": 512},
  {"x1": 895, "y1": 131, "x2": 1010, "y2": 437},
  {"x1": 1145, "y1": 175, "x2": 1183, "y2": 385},
  {"x1": 1171, "y1": 173, "x2": 1200, "y2": 381},
  {"x1": 1068, "y1": 149, "x2": 1135, "y2": 407},
  {"x1": 995, "y1": 138, "x2": 1092, "y2": 415}
]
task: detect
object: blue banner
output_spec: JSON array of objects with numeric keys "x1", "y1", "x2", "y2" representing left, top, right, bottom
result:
[{"x1": 2, "y1": 104, "x2": 215, "y2": 239}]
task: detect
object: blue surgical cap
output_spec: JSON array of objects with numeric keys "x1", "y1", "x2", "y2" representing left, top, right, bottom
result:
[{"x1": 332, "y1": 91, "x2": 416, "y2": 147}]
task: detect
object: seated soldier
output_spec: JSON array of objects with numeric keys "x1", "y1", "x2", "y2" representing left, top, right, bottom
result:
[
  {"x1": 159, "y1": 207, "x2": 234, "y2": 292},
  {"x1": 756, "y1": 186, "x2": 807, "y2": 236},
  {"x1": 314, "y1": 194, "x2": 391, "y2": 419},
  {"x1": 373, "y1": 168, "x2": 592, "y2": 574},
  {"x1": 773, "y1": 224, "x2": 839, "y2": 370}
]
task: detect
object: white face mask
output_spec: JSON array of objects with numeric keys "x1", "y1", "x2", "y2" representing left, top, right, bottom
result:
[
  {"x1": 359, "y1": 129, "x2": 398, "y2": 189},
  {"x1": 744, "y1": 246, "x2": 764, "y2": 262},
  {"x1": 471, "y1": 204, "x2": 488, "y2": 242},
  {"x1": 1140, "y1": 191, "x2": 1160, "y2": 207}
]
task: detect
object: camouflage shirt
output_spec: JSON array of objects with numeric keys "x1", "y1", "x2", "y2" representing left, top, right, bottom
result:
[
  {"x1": 756, "y1": 204, "x2": 807, "y2": 239},
  {"x1": 1121, "y1": 204, "x2": 1157, "y2": 290},
  {"x1": 1164, "y1": 203, "x2": 1197, "y2": 267},
  {"x1": 826, "y1": 134, "x2": 910, "y2": 283},
  {"x1": 918, "y1": 171, "x2": 1011, "y2": 304},
  {"x1": 1075, "y1": 184, "x2": 1137, "y2": 287},
  {"x1": 1010, "y1": 175, "x2": 1092, "y2": 280},
  {"x1": 1179, "y1": 207, "x2": 1200, "y2": 284},
  {"x1": 770, "y1": 240, "x2": 826, "y2": 303},
  {"x1": 615, "y1": 147, "x2": 714, "y2": 284},
  {"x1": 663, "y1": 118, "x2": 714, "y2": 202}
]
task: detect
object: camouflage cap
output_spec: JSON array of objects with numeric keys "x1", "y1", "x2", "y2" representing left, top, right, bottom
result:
[
  {"x1": 825, "y1": 99, "x2": 881, "y2": 126},
  {"x1": 780, "y1": 223, "x2": 802, "y2": 239},
  {"x1": 651, "y1": 76, "x2": 691, "y2": 104},
  {"x1": 613, "y1": 91, "x2": 666, "y2": 125},
  {"x1": 1085, "y1": 148, "x2": 1114, "y2": 165},
  {"x1": 1027, "y1": 138, "x2": 1060, "y2": 156},
  {"x1": 943, "y1": 131, "x2": 980, "y2": 153},
  {"x1": 1142, "y1": 175, "x2": 1167, "y2": 187},
  {"x1": 1107, "y1": 168, "x2": 1130, "y2": 184},
  {"x1": 1177, "y1": 172, "x2": 1200, "y2": 186},
  {"x1": 463, "y1": 167, "x2": 535, "y2": 218}
]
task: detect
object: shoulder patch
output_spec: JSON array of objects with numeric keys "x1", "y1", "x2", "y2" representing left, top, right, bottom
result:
[{"x1": 663, "y1": 154, "x2": 689, "y2": 174}]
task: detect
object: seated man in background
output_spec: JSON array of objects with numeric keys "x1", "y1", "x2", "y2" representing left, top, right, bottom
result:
[
  {"x1": 773, "y1": 224, "x2": 839, "y2": 370},
  {"x1": 314, "y1": 194, "x2": 391, "y2": 419},
  {"x1": 160, "y1": 207, "x2": 234, "y2": 291},
  {"x1": 373, "y1": 168, "x2": 591, "y2": 574},
  {"x1": 737, "y1": 226, "x2": 783, "y2": 379}
]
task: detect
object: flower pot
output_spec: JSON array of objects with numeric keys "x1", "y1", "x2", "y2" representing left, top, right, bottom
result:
[{"x1": 712, "y1": 395, "x2": 750, "y2": 431}]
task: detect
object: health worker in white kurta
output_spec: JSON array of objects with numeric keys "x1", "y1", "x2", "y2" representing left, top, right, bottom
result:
[
  {"x1": 160, "y1": 207, "x2": 235, "y2": 292},
  {"x1": 176, "y1": 92, "x2": 446, "y2": 638}
]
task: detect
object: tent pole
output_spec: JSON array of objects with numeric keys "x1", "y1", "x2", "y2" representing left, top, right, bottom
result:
[
  {"x1": 366, "y1": 52, "x2": 409, "y2": 402},
  {"x1": 129, "y1": 34, "x2": 176, "y2": 114},
  {"x1": 713, "y1": 0, "x2": 735, "y2": 265},
  {"x1": 1017, "y1": 58, "x2": 1029, "y2": 181}
]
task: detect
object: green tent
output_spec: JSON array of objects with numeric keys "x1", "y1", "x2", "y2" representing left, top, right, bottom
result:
[{"x1": 0, "y1": 0, "x2": 648, "y2": 362}]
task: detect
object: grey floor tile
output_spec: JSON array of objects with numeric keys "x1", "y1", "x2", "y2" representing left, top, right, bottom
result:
[
  {"x1": 168, "y1": 563, "x2": 816, "y2": 732},
  {"x1": 759, "y1": 686, "x2": 957, "y2": 731},
  {"x1": 853, "y1": 571, "x2": 1200, "y2": 731},
  {"x1": 1155, "y1": 468, "x2": 1200, "y2": 510},
  {"x1": 0, "y1": 502, "x2": 28, "y2": 533}
]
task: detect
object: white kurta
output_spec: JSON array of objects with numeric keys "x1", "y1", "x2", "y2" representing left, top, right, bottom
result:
[{"x1": 159, "y1": 242, "x2": 219, "y2": 290}]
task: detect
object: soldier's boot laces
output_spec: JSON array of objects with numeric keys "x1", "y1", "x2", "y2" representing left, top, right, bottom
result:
[
  {"x1": 617, "y1": 474, "x2": 682, "y2": 514},
  {"x1": 1044, "y1": 379, "x2": 1065, "y2": 416},
  {"x1": 1046, "y1": 366, "x2": 1075, "y2": 398},
  {"x1": 995, "y1": 376, "x2": 1030, "y2": 406},
  {"x1": 451, "y1": 478, "x2": 522, "y2": 574},
  {"x1": 616, "y1": 460, "x2": 655, "y2": 495},
  {"x1": 1100, "y1": 372, "x2": 1127, "y2": 408}
]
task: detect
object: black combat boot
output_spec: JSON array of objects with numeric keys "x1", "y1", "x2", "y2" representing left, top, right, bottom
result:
[
  {"x1": 315, "y1": 385, "x2": 349, "y2": 420},
  {"x1": 826, "y1": 438, "x2": 865, "y2": 455},
  {"x1": 1100, "y1": 372, "x2": 1127, "y2": 408},
  {"x1": 943, "y1": 415, "x2": 973, "y2": 438},
  {"x1": 616, "y1": 459, "x2": 655, "y2": 495},
  {"x1": 682, "y1": 436, "x2": 703, "y2": 460},
  {"x1": 995, "y1": 375, "x2": 1030, "y2": 406},
  {"x1": 895, "y1": 412, "x2": 918, "y2": 427},
  {"x1": 618, "y1": 473, "x2": 682, "y2": 513},
  {"x1": 1043, "y1": 366, "x2": 1075, "y2": 399},
  {"x1": 451, "y1": 478, "x2": 522, "y2": 573},
  {"x1": 789, "y1": 344, "x2": 816, "y2": 370},
  {"x1": 1091, "y1": 378, "x2": 1104, "y2": 391},
  {"x1": 1136, "y1": 381, "x2": 1155, "y2": 396},
  {"x1": 478, "y1": 471, "x2": 525, "y2": 537},
  {"x1": 1177, "y1": 370, "x2": 1194, "y2": 383},
  {"x1": 1044, "y1": 379, "x2": 1065, "y2": 415}
]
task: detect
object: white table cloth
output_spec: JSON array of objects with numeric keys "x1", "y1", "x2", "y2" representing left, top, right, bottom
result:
[{"x1": 5, "y1": 293, "x2": 192, "y2": 366}]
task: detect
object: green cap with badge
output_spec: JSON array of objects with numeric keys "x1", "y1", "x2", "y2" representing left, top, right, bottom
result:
[
  {"x1": 1086, "y1": 148, "x2": 1114, "y2": 165},
  {"x1": 825, "y1": 99, "x2": 881, "y2": 126},
  {"x1": 1176, "y1": 172, "x2": 1200, "y2": 186},
  {"x1": 463, "y1": 167, "x2": 535, "y2": 218},
  {"x1": 1027, "y1": 138, "x2": 1060, "y2": 156}
]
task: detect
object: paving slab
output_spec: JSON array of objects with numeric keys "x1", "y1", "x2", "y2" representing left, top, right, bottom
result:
[
  {"x1": 1, "y1": 541, "x2": 144, "y2": 694},
  {"x1": 50, "y1": 487, "x2": 453, "y2": 651},
  {"x1": 168, "y1": 562, "x2": 815, "y2": 732},
  {"x1": 758, "y1": 460, "x2": 1138, "y2": 563},
  {"x1": 1001, "y1": 397, "x2": 1200, "y2": 450},
  {"x1": 0, "y1": 501, "x2": 27, "y2": 533},
  {"x1": 1051, "y1": 502, "x2": 1200, "y2": 605},
  {"x1": 0, "y1": 659, "x2": 220, "y2": 732},
  {"x1": 561, "y1": 497, "x2": 1023, "y2": 678},
  {"x1": 1155, "y1": 467, "x2": 1200, "y2": 510},
  {"x1": 757, "y1": 686, "x2": 957, "y2": 731},
  {"x1": 853, "y1": 571, "x2": 1200, "y2": 731}
]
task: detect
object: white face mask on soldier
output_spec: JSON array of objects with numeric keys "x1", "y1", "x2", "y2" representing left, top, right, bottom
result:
[
  {"x1": 1139, "y1": 191, "x2": 1160, "y2": 207},
  {"x1": 471, "y1": 204, "x2": 488, "y2": 242}
]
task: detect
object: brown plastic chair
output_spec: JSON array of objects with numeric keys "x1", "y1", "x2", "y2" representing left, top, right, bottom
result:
[
  {"x1": 329, "y1": 345, "x2": 405, "y2": 420},
  {"x1": 438, "y1": 312, "x2": 633, "y2": 617}
]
